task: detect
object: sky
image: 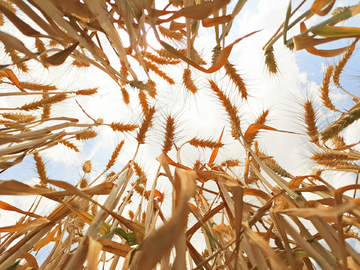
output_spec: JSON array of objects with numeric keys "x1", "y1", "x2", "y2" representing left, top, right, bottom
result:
[{"x1": 1, "y1": 0, "x2": 360, "y2": 266}]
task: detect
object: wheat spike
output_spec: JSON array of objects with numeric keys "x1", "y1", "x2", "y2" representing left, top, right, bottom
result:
[
  {"x1": 82, "y1": 160, "x2": 92, "y2": 173},
  {"x1": 245, "y1": 109, "x2": 269, "y2": 147},
  {"x1": 209, "y1": 80, "x2": 241, "y2": 139},
  {"x1": 76, "y1": 88, "x2": 98, "y2": 96},
  {"x1": 312, "y1": 152, "x2": 358, "y2": 161},
  {"x1": 162, "y1": 115, "x2": 175, "y2": 154},
  {"x1": 138, "y1": 90, "x2": 149, "y2": 116},
  {"x1": 33, "y1": 152, "x2": 48, "y2": 186},
  {"x1": 59, "y1": 140, "x2": 79, "y2": 152},
  {"x1": 4, "y1": 45, "x2": 28, "y2": 72},
  {"x1": 321, "y1": 108, "x2": 360, "y2": 141},
  {"x1": 19, "y1": 82, "x2": 57, "y2": 91},
  {"x1": 106, "y1": 140, "x2": 125, "y2": 170},
  {"x1": 320, "y1": 65, "x2": 337, "y2": 111},
  {"x1": 189, "y1": 138, "x2": 224, "y2": 148},
  {"x1": 143, "y1": 59, "x2": 175, "y2": 85},
  {"x1": 1, "y1": 112, "x2": 36, "y2": 123},
  {"x1": 0, "y1": 13, "x2": 4, "y2": 26},
  {"x1": 333, "y1": 39, "x2": 357, "y2": 87},
  {"x1": 183, "y1": 68, "x2": 198, "y2": 94},
  {"x1": 79, "y1": 178, "x2": 88, "y2": 188},
  {"x1": 221, "y1": 160, "x2": 240, "y2": 167},
  {"x1": 331, "y1": 136, "x2": 346, "y2": 148},
  {"x1": 212, "y1": 44, "x2": 221, "y2": 65},
  {"x1": 157, "y1": 48, "x2": 178, "y2": 60},
  {"x1": 75, "y1": 129, "x2": 97, "y2": 140},
  {"x1": 120, "y1": 87, "x2": 130, "y2": 104},
  {"x1": 193, "y1": 160, "x2": 202, "y2": 170},
  {"x1": 72, "y1": 59, "x2": 90, "y2": 67},
  {"x1": 141, "y1": 51, "x2": 180, "y2": 65},
  {"x1": 136, "y1": 106, "x2": 155, "y2": 144},
  {"x1": 178, "y1": 48, "x2": 207, "y2": 65},
  {"x1": 264, "y1": 46, "x2": 278, "y2": 74},
  {"x1": 158, "y1": 25, "x2": 183, "y2": 41},
  {"x1": 304, "y1": 100, "x2": 319, "y2": 143},
  {"x1": 224, "y1": 61, "x2": 247, "y2": 99},
  {"x1": 110, "y1": 122, "x2": 137, "y2": 132},
  {"x1": 147, "y1": 80, "x2": 157, "y2": 98},
  {"x1": 20, "y1": 93, "x2": 66, "y2": 111},
  {"x1": 133, "y1": 162, "x2": 148, "y2": 185},
  {"x1": 263, "y1": 158, "x2": 294, "y2": 179}
]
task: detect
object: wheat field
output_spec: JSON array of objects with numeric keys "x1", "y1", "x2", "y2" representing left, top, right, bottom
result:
[{"x1": 0, "y1": 0, "x2": 360, "y2": 269}]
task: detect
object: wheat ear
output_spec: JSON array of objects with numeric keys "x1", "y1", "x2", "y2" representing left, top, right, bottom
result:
[
  {"x1": 82, "y1": 160, "x2": 92, "y2": 174},
  {"x1": 75, "y1": 129, "x2": 97, "y2": 140},
  {"x1": 183, "y1": 68, "x2": 197, "y2": 94},
  {"x1": 106, "y1": 140, "x2": 125, "y2": 170},
  {"x1": 137, "y1": 106, "x2": 155, "y2": 144},
  {"x1": 138, "y1": 91, "x2": 149, "y2": 116},
  {"x1": 245, "y1": 109, "x2": 269, "y2": 147},
  {"x1": 120, "y1": 87, "x2": 130, "y2": 104},
  {"x1": 158, "y1": 25, "x2": 183, "y2": 41},
  {"x1": 110, "y1": 122, "x2": 138, "y2": 132},
  {"x1": 141, "y1": 51, "x2": 180, "y2": 65},
  {"x1": 189, "y1": 138, "x2": 224, "y2": 148},
  {"x1": 264, "y1": 46, "x2": 277, "y2": 74},
  {"x1": 333, "y1": 39, "x2": 358, "y2": 87},
  {"x1": 143, "y1": 59, "x2": 175, "y2": 85},
  {"x1": 162, "y1": 115, "x2": 175, "y2": 154},
  {"x1": 19, "y1": 82, "x2": 57, "y2": 91},
  {"x1": 209, "y1": 80, "x2": 241, "y2": 139},
  {"x1": 320, "y1": 65, "x2": 337, "y2": 112},
  {"x1": 20, "y1": 93, "x2": 66, "y2": 111},
  {"x1": 304, "y1": 100, "x2": 319, "y2": 143},
  {"x1": 33, "y1": 152, "x2": 48, "y2": 186},
  {"x1": 321, "y1": 108, "x2": 360, "y2": 141},
  {"x1": 1, "y1": 112, "x2": 36, "y2": 123},
  {"x1": 224, "y1": 61, "x2": 247, "y2": 99},
  {"x1": 59, "y1": 140, "x2": 79, "y2": 152}
]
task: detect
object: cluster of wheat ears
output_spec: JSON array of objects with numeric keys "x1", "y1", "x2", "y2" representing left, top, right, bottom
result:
[{"x1": 0, "y1": 0, "x2": 360, "y2": 269}]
